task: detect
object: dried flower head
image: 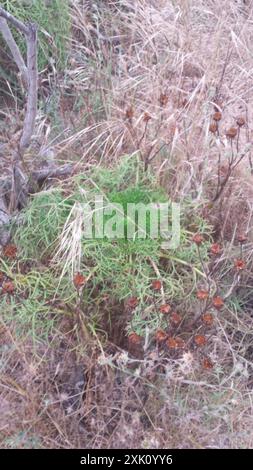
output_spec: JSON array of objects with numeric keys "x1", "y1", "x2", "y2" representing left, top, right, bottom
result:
[
  {"x1": 166, "y1": 337, "x2": 177, "y2": 349},
  {"x1": 167, "y1": 336, "x2": 185, "y2": 349},
  {"x1": 203, "y1": 357, "x2": 214, "y2": 369},
  {"x1": 2, "y1": 280, "x2": 15, "y2": 294},
  {"x1": 196, "y1": 289, "x2": 209, "y2": 301},
  {"x1": 73, "y1": 273, "x2": 86, "y2": 289},
  {"x1": 213, "y1": 112, "x2": 222, "y2": 121},
  {"x1": 3, "y1": 244, "x2": 17, "y2": 259},
  {"x1": 152, "y1": 280, "x2": 162, "y2": 291},
  {"x1": 212, "y1": 296, "x2": 224, "y2": 310},
  {"x1": 209, "y1": 122, "x2": 218, "y2": 134},
  {"x1": 194, "y1": 334, "x2": 207, "y2": 346},
  {"x1": 236, "y1": 117, "x2": 245, "y2": 127},
  {"x1": 218, "y1": 165, "x2": 229, "y2": 178},
  {"x1": 125, "y1": 107, "x2": 134, "y2": 120},
  {"x1": 226, "y1": 127, "x2": 237, "y2": 139},
  {"x1": 202, "y1": 312, "x2": 214, "y2": 326},
  {"x1": 159, "y1": 93, "x2": 169, "y2": 106},
  {"x1": 175, "y1": 337, "x2": 185, "y2": 348},
  {"x1": 210, "y1": 243, "x2": 221, "y2": 255},
  {"x1": 159, "y1": 304, "x2": 171, "y2": 314},
  {"x1": 171, "y1": 312, "x2": 182, "y2": 325},
  {"x1": 143, "y1": 112, "x2": 151, "y2": 123},
  {"x1": 0, "y1": 271, "x2": 4, "y2": 283},
  {"x1": 128, "y1": 332, "x2": 142, "y2": 345},
  {"x1": 155, "y1": 329, "x2": 168, "y2": 342},
  {"x1": 192, "y1": 233, "x2": 204, "y2": 245},
  {"x1": 127, "y1": 297, "x2": 139, "y2": 309},
  {"x1": 234, "y1": 258, "x2": 246, "y2": 271},
  {"x1": 237, "y1": 233, "x2": 247, "y2": 244}
]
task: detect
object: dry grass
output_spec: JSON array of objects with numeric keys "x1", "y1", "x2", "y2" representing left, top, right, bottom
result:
[{"x1": 1, "y1": 0, "x2": 253, "y2": 449}]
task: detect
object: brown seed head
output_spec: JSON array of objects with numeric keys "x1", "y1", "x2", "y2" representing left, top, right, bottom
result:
[
  {"x1": 128, "y1": 332, "x2": 142, "y2": 345},
  {"x1": 213, "y1": 112, "x2": 222, "y2": 121},
  {"x1": 237, "y1": 233, "x2": 247, "y2": 244},
  {"x1": 192, "y1": 233, "x2": 204, "y2": 245},
  {"x1": 196, "y1": 289, "x2": 209, "y2": 301},
  {"x1": 226, "y1": 127, "x2": 237, "y2": 139},
  {"x1": 167, "y1": 336, "x2": 185, "y2": 349},
  {"x1": 203, "y1": 357, "x2": 214, "y2": 369},
  {"x1": 166, "y1": 337, "x2": 177, "y2": 349},
  {"x1": 209, "y1": 122, "x2": 218, "y2": 134},
  {"x1": 212, "y1": 296, "x2": 224, "y2": 310},
  {"x1": 194, "y1": 334, "x2": 207, "y2": 346},
  {"x1": 159, "y1": 304, "x2": 171, "y2": 314},
  {"x1": 171, "y1": 312, "x2": 182, "y2": 325},
  {"x1": 174, "y1": 337, "x2": 185, "y2": 348},
  {"x1": 127, "y1": 297, "x2": 139, "y2": 309},
  {"x1": 125, "y1": 107, "x2": 134, "y2": 120},
  {"x1": 2, "y1": 280, "x2": 15, "y2": 294},
  {"x1": 73, "y1": 273, "x2": 87, "y2": 289},
  {"x1": 155, "y1": 329, "x2": 168, "y2": 342},
  {"x1": 236, "y1": 117, "x2": 245, "y2": 127},
  {"x1": 159, "y1": 93, "x2": 169, "y2": 106},
  {"x1": 143, "y1": 112, "x2": 151, "y2": 122},
  {"x1": 3, "y1": 244, "x2": 17, "y2": 259},
  {"x1": 202, "y1": 313, "x2": 214, "y2": 326},
  {"x1": 210, "y1": 243, "x2": 221, "y2": 255},
  {"x1": 152, "y1": 280, "x2": 162, "y2": 291},
  {"x1": 234, "y1": 258, "x2": 246, "y2": 271}
]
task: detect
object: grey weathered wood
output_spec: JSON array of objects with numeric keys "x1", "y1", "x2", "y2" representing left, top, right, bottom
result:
[
  {"x1": 0, "y1": 6, "x2": 39, "y2": 211},
  {"x1": 19, "y1": 23, "x2": 38, "y2": 155},
  {"x1": 0, "y1": 197, "x2": 10, "y2": 246},
  {"x1": 32, "y1": 164, "x2": 74, "y2": 184},
  {"x1": 0, "y1": 6, "x2": 29, "y2": 36},
  {"x1": 0, "y1": 17, "x2": 28, "y2": 88}
]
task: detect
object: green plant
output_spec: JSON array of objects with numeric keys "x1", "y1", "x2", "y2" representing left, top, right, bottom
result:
[{"x1": 12, "y1": 156, "x2": 212, "y2": 340}]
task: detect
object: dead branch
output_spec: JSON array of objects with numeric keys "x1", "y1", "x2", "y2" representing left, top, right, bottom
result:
[
  {"x1": 0, "y1": 6, "x2": 38, "y2": 211},
  {"x1": 0, "y1": 6, "x2": 72, "y2": 244},
  {"x1": 19, "y1": 23, "x2": 38, "y2": 155},
  {"x1": 0, "y1": 164, "x2": 74, "y2": 198},
  {"x1": 0, "y1": 163, "x2": 74, "y2": 246},
  {"x1": 32, "y1": 164, "x2": 74, "y2": 185},
  {"x1": 0, "y1": 197, "x2": 10, "y2": 246},
  {"x1": 0, "y1": 6, "x2": 29, "y2": 35},
  {"x1": 0, "y1": 17, "x2": 28, "y2": 88}
]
